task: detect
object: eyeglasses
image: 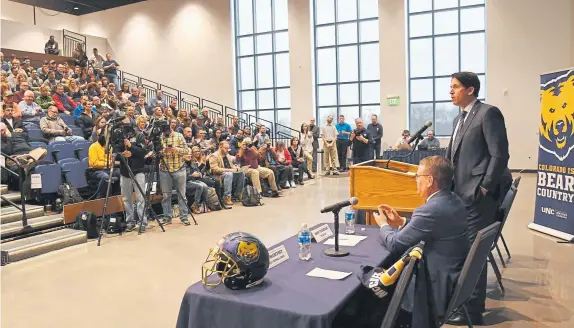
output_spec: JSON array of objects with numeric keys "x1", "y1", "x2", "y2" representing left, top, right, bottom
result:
[{"x1": 415, "y1": 174, "x2": 431, "y2": 179}]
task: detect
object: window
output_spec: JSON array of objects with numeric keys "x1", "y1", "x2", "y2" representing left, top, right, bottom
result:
[
  {"x1": 407, "y1": 0, "x2": 486, "y2": 136},
  {"x1": 313, "y1": 0, "x2": 380, "y2": 128},
  {"x1": 234, "y1": 0, "x2": 291, "y2": 133}
]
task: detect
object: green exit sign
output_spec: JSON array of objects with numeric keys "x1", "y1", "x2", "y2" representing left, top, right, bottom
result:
[{"x1": 387, "y1": 96, "x2": 400, "y2": 106}]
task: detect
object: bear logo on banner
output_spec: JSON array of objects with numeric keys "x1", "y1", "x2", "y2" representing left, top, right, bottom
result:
[{"x1": 539, "y1": 71, "x2": 574, "y2": 161}]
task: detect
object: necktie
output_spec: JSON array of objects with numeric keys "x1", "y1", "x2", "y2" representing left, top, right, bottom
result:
[{"x1": 451, "y1": 111, "x2": 468, "y2": 160}]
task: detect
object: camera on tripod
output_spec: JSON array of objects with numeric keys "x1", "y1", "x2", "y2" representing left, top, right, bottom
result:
[
  {"x1": 108, "y1": 120, "x2": 136, "y2": 152},
  {"x1": 143, "y1": 119, "x2": 170, "y2": 152}
]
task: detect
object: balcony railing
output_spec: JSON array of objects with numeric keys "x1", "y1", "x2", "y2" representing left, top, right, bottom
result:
[{"x1": 117, "y1": 70, "x2": 301, "y2": 145}]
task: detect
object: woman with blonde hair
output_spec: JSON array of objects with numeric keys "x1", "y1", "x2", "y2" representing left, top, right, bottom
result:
[
  {"x1": 164, "y1": 107, "x2": 175, "y2": 121},
  {"x1": 177, "y1": 108, "x2": 189, "y2": 125}
]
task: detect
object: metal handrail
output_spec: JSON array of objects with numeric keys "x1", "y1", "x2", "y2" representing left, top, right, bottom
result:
[
  {"x1": 1, "y1": 152, "x2": 30, "y2": 229},
  {"x1": 62, "y1": 29, "x2": 87, "y2": 58},
  {"x1": 115, "y1": 70, "x2": 305, "y2": 143}
]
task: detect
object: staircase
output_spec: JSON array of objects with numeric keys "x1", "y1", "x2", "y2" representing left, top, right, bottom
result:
[{"x1": 0, "y1": 184, "x2": 87, "y2": 266}]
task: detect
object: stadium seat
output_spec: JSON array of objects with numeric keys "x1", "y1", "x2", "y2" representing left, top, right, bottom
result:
[
  {"x1": 26, "y1": 128, "x2": 44, "y2": 140},
  {"x1": 58, "y1": 158, "x2": 77, "y2": 166},
  {"x1": 71, "y1": 126, "x2": 84, "y2": 138},
  {"x1": 33, "y1": 163, "x2": 62, "y2": 194},
  {"x1": 51, "y1": 143, "x2": 76, "y2": 161},
  {"x1": 60, "y1": 159, "x2": 88, "y2": 189},
  {"x1": 60, "y1": 114, "x2": 76, "y2": 127},
  {"x1": 74, "y1": 140, "x2": 92, "y2": 160},
  {"x1": 29, "y1": 141, "x2": 47, "y2": 149}
]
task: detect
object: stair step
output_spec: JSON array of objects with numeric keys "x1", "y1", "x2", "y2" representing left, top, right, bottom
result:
[
  {"x1": 1, "y1": 214, "x2": 64, "y2": 239},
  {"x1": 1, "y1": 184, "x2": 7, "y2": 193},
  {"x1": 1, "y1": 229, "x2": 86, "y2": 265},
  {"x1": 1, "y1": 190, "x2": 22, "y2": 205},
  {"x1": 0, "y1": 205, "x2": 45, "y2": 224}
]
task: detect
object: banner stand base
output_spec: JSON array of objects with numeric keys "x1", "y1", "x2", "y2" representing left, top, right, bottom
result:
[{"x1": 528, "y1": 223, "x2": 574, "y2": 241}]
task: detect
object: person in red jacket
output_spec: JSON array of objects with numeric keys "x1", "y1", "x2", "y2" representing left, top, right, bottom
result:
[{"x1": 51, "y1": 84, "x2": 77, "y2": 114}]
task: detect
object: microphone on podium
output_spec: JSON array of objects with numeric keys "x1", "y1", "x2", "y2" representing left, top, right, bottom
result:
[
  {"x1": 407, "y1": 121, "x2": 432, "y2": 144},
  {"x1": 320, "y1": 197, "x2": 359, "y2": 213}
]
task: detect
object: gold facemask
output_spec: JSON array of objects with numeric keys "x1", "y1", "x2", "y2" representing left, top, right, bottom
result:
[{"x1": 201, "y1": 247, "x2": 241, "y2": 287}]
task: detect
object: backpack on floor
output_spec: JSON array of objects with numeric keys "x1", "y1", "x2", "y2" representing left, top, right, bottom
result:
[
  {"x1": 242, "y1": 185, "x2": 262, "y2": 207},
  {"x1": 206, "y1": 187, "x2": 222, "y2": 211},
  {"x1": 74, "y1": 211, "x2": 99, "y2": 239},
  {"x1": 58, "y1": 183, "x2": 83, "y2": 205}
]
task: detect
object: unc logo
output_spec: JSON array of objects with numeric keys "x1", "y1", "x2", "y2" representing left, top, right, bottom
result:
[
  {"x1": 236, "y1": 240, "x2": 260, "y2": 264},
  {"x1": 539, "y1": 71, "x2": 574, "y2": 161},
  {"x1": 541, "y1": 207, "x2": 555, "y2": 215}
]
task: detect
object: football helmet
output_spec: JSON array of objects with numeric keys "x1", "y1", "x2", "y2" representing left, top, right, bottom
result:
[{"x1": 202, "y1": 232, "x2": 270, "y2": 290}]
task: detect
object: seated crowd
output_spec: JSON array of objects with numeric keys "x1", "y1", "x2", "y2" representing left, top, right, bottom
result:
[{"x1": 0, "y1": 52, "x2": 316, "y2": 231}]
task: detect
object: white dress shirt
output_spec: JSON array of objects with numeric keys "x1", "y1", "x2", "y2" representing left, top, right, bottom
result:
[{"x1": 452, "y1": 98, "x2": 478, "y2": 141}]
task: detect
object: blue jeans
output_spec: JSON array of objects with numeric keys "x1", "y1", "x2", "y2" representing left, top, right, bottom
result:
[
  {"x1": 222, "y1": 171, "x2": 245, "y2": 197},
  {"x1": 54, "y1": 135, "x2": 84, "y2": 142},
  {"x1": 120, "y1": 173, "x2": 146, "y2": 225},
  {"x1": 187, "y1": 180, "x2": 208, "y2": 205},
  {"x1": 159, "y1": 168, "x2": 188, "y2": 220}
]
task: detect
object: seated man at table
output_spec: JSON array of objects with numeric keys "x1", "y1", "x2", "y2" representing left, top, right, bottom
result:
[
  {"x1": 418, "y1": 130, "x2": 441, "y2": 150},
  {"x1": 338, "y1": 156, "x2": 469, "y2": 328}
]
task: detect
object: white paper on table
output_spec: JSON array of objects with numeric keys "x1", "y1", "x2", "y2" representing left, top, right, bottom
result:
[
  {"x1": 306, "y1": 267, "x2": 352, "y2": 280},
  {"x1": 323, "y1": 234, "x2": 368, "y2": 247}
]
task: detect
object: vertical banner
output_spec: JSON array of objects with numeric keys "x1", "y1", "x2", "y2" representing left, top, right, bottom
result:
[{"x1": 528, "y1": 68, "x2": 574, "y2": 241}]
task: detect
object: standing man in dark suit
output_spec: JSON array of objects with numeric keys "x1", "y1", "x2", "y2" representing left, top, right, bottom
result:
[{"x1": 445, "y1": 72, "x2": 510, "y2": 325}]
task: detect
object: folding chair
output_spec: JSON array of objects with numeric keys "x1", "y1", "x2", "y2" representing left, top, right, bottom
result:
[
  {"x1": 438, "y1": 222, "x2": 501, "y2": 328},
  {"x1": 51, "y1": 142, "x2": 76, "y2": 161},
  {"x1": 380, "y1": 252, "x2": 422, "y2": 328},
  {"x1": 498, "y1": 176, "x2": 521, "y2": 259}
]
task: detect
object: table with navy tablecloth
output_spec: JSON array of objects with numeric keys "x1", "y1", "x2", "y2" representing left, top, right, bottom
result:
[
  {"x1": 176, "y1": 223, "x2": 392, "y2": 328},
  {"x1": 381, "y1": 149, "x2": 446, "y2": 165}
]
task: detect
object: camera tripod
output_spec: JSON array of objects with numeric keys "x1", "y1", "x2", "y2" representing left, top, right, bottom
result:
[
  {"x1": 138, "y1": 149, "x2": 198, "y2": 233},
  {"x1": 96, "y1": 146, "x2": 197, "y2": 246}
]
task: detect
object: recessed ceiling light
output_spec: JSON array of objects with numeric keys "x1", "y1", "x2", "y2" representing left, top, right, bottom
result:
[{"x1": 73, "y1": 7, "x2": 79, "y2": 10}]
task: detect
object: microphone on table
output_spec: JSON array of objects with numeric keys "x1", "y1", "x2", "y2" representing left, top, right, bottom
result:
[
  {"x1": 322, "y1": 197, "x2": 359, "y2": 258},
  {"x1": 407, "y1": 121, "x2": 432, "y2": 144},
  {"x1": 320, "y1": 197, "x2": 359, "y2": 213}
]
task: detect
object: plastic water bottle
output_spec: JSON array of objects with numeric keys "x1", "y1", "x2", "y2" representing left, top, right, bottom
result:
[
  {"x1": 345, "y1": 208, "x2": 356, "y2": 234},
  {"x1": 298, "y1": 223, "x2": 312, "y2": 261}
]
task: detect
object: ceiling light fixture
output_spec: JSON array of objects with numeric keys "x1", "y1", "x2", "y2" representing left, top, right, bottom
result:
[{"x1": 73, "y1": 7, "x2": 79, "y2": 10}]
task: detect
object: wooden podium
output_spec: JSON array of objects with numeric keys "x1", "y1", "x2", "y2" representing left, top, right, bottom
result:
[{"x1": 349, "y1": 160, "x2": 424, "y2": 225}]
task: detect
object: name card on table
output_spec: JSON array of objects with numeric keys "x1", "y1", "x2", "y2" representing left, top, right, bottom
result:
[
  {"x1": 310, "y1": 224, "x2": 333, "y2": 243},
  {"x1": 268, "y1": 244, "x2": 289, "y2": 269},
  {"x1": 31, "y1": 174, "x2": 42, "y2": 189}
]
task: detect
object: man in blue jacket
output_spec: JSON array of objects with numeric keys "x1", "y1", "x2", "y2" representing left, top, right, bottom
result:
[{"x1": 335, "y1": 115, "x2": 352, "y2": 171}]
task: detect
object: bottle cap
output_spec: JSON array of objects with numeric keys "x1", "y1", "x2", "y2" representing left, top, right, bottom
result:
[{"x1": 301, "y1": 223, "x2": 308, "y2": 229}]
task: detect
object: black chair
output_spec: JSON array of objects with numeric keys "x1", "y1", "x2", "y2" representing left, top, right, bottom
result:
[
  {"x1": 498, "y1": 176, "x2": 521, "y2": 260},
  {"x1": 439, "y1": 222, "x2": 501, "y2": 328},
  {"x1": 380, "y1": 254, "x2": 421, "y2": 328}
]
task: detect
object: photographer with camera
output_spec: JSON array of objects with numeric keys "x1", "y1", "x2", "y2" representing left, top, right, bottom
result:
[
  {"x1": 350, "y1": 118, "x2": 373, "y2": 165},
  {"x1": 158, "y1": 121, "x2": 191, "y2": 225},
  {"x1": 236, "y1": 137, "x2": 280, "y2": 198},
  {"x1": 116, "y1": 124, "x2": 150, "y2": 232}
]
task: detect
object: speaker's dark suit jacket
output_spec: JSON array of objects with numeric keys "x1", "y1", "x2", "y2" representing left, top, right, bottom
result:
[
  {"x1": 380, "y1": 190, "x2": 469, "y2": 325},
  {"x1": 445, "y1": 100, "x2": 510, "y2": 204},
  {"x1": 1, "y1": 117, "x2": 25, "y2": 133}
]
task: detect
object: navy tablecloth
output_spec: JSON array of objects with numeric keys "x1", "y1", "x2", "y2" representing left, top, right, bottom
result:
[
  {"x1": 176, "y1": 223, "x2": 391, "y2": 328},
  {"x1": 381, "y1": 149, "x2": 446, "y2": 165}
]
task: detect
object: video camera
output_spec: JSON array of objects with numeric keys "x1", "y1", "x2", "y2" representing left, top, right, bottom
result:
[{"x1": 143, "y1": 119, "x2": 170, "y2": 152}]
